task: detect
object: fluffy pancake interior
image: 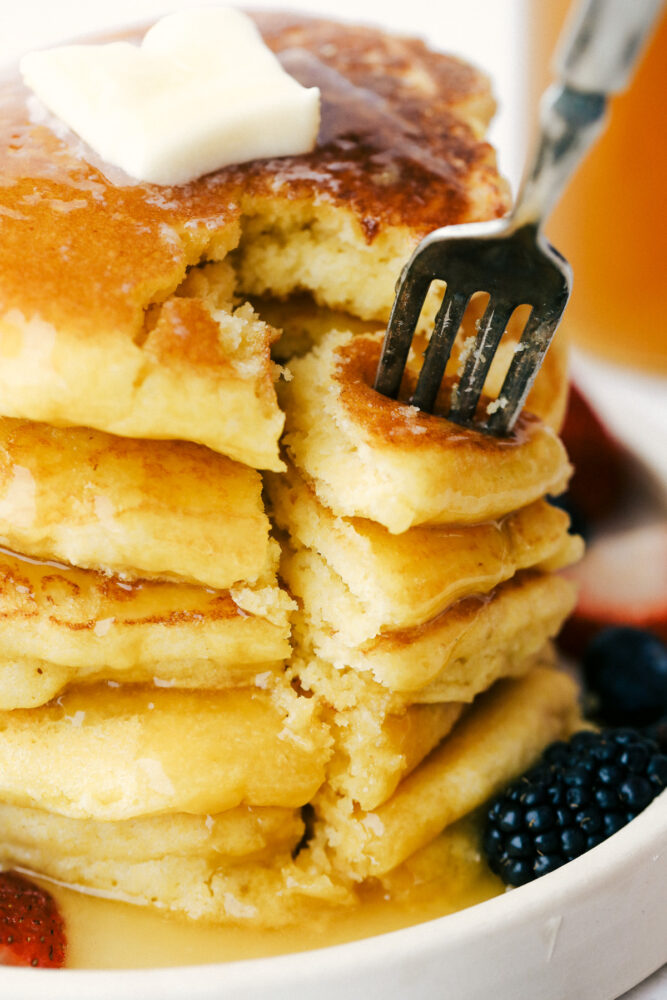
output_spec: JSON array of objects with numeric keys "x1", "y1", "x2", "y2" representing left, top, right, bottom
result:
[{"x1": 314, "y1": 667, "x2": 580, "y2": 879}]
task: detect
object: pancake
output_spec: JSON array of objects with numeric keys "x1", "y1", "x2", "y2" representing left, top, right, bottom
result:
[
  {"x1": 0, "y1": 549, "x2": 294, "y2": 709},
  {"x1": 0, "y1": 802, "x2": 354, "y2": 926},
  {"x1": 0, "y1": 417, "x2": 275, "y2": 588},
  {"x1": 271, "y1": 477, "x2": 582, "y2": 642},
  {"x1": 314, "y1": 667, "x2": 580, "y2": 879},
  {"x1": 0, "y1": 801, "x2": 303, "y2": 865},
  {"x1": 308, "y1": 572, "x2": 578, "y2": 699},
  {"x1": 377, "y1": 815, "x2": 502, "y2": 903},
  {"x1": 295, "y1": 657, "x2": 464, "y2": 810},
  {"x1": 325, "y1": 698, "x2": 463, "y2": 811},
  {"x1": 280, "y1": 331, "x2": 572, "y2": 532},
  {"x1": 257, "y1": 293, "x2": 569, "y2": 432},
  {"x1": 0, "y1": 14, "x2": 508, "y2": 458},
  {"x1": 0, "y1": 682, "x2": 331, "y2": 819}
]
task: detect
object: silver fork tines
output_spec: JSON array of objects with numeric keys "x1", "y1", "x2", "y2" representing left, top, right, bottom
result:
[
  {"x1": 374, "y1": 221, "x2": 571, "y2": 437},
  {"x1": 374, "y1": 0, "x2": 664, "y2": 437}
]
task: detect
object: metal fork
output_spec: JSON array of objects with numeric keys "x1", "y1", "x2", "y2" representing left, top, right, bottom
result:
[{"x1": 374, "y1": 0, "x2": 663, "y2": 436}]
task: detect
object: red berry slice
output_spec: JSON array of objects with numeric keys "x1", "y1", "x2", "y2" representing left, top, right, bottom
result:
[{"x1": 0, "y1": 871, "x2": 66, "y2": 968}]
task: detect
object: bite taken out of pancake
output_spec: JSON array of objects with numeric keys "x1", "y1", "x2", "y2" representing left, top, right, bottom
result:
[{"x1": 0, "y1": 14, "x2": 508, "y2": 458}]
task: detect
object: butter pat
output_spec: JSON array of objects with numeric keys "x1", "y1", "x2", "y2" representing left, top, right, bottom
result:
[{"x1": 20, "y1": 7, "x2": 320, "y2": 186}]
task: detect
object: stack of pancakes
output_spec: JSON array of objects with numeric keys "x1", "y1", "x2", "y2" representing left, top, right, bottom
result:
[
  {"x1": 0, "y1": 14, "x2": 581, "y2": 926},
  {"x1": 269, "y1": 326, "x2": 582, "y2": 886}
]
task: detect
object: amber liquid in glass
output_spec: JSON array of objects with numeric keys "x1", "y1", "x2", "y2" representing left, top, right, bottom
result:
[{"x1": 531, "y1": 4, "x2": 667, "y2": 373}]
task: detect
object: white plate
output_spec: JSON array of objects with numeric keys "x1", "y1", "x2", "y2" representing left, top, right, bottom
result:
[{"x1": 0, "y1": 791, "x2": 664, "y2": 1000}]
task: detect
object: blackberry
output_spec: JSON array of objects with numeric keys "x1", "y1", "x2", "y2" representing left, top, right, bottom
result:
[
  {"x1": 583, "y1": 627, "x2": 667, "y2": 726},
  {"x1": 483, "y1": 729, "x2": 667, "y2": 887}
]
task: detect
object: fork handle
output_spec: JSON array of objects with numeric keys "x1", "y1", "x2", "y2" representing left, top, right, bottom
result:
[{"x1": 512, "y1": 0, "x2": 664, "y2": 229}]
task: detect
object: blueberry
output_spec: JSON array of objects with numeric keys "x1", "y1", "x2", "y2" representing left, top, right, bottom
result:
[
  {"x1": 546, "y1": 783, "x2": 566, "y2": 806},
  {"x1": 483, "y1": 825, "x2": 504, "y2": 856},
  {"x1": 583, "y1": 628, "x2": 667, "y2": 726},
  {"x1": 575, "y1": 807, "x2": 603, "y2": 833},
  {"x1": 570, "y1": 731, "x2": 600, "y2": 752},
  {"x1": 598, "y1": 763, "x2": 623, "y2": 785},
  {"x1": 525, "y1": 806, "x2": 555, "y2": 832},
  {"x1": 586, "y1": 831, "x2": 605, "y2": 850},
  {"x1": 563, "y1": 765, "x2": 593, "y2": 788},
  {"x1": 619, "y1": 744, "x2": 649, "y2": 773},
  {"x1": 519, "y1": 786, "x2": 547, "y2": 807},
  {"x1": 555, "y1": 806, "x2": 571, "y2": 828}
]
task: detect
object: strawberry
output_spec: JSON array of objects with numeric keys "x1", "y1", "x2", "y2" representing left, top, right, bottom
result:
[
  {"x1": 0, "y1": 871, "x2": 66, "y2": 968},
  {"x1": 560, "y1": 523, "x2": 667, "y2": 655},
  {"x1": 560, "y1": 382, "x2": 630, "y2": 524}
]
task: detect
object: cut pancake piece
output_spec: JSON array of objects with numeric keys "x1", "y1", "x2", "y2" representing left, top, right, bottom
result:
[
  {"x1": 314, "y1": 667, "x2": 580, "y2": 879},
  {"x1": 327, "y1": 700, "x2": 463, "y2": 812},
  {"x1": 0, "y1": 14, "x2": 508, "y2": 459},
  {"x1": 0, "y1": 269, "x2": 284, "y2": 471},
  {"x1": 281, "y1": 331, "x2": 572, "y2": 532},
  {"x1": 0, "y1": 550, "x2": 293, "y2": 709},
  {"x1": 273, "y1": 488, "x2": 582, "y2": 643},
  {"x1": 256, "y1": 293, "x2": 568, "y2": 432},
  {"x1": 0, "y1": 683, "x2": 331, "y2": 820},
  {"x1": 0, "y1": 418, "x2": 275, "y2": 588},
  {"x1": 297, "y1": 657, "x2": 464, "y2": 811},
  {"x1": 0, "y1": 802, "x2": 354, "y2": 926},
  {"x1": 309, "y1": 573, "x2": 578, "y2": 699},
  {"x1": 376, "y1": 815, "x2": 503, "y2": 908}
]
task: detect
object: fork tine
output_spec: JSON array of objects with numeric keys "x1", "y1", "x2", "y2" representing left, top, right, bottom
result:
[
  {"x1": 448, "y1": 299, "x2": 515, "y2": 424},
  {"x1": 411, "y1": 287, "x2": 471, "y2": 413},
  {"x1": 374, "y1": 269, "x2": 431, "y2": 399},
  {"x1": 485, "y1": 307, "x2": 561, "y2": 436}
]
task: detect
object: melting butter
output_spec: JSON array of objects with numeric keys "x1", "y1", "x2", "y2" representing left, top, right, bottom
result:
[{"x1": 20, "y1": 7, "x2": 320, "y2": 186}]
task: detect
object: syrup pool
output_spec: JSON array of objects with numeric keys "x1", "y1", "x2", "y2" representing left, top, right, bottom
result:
[{"x1": 40, "y1": 847, "x2": 502, "y2": 969}]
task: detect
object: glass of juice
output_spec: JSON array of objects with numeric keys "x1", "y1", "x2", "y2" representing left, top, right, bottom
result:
[{"x1": 529, "y1": 2, "x2": 667, "y2": 374}]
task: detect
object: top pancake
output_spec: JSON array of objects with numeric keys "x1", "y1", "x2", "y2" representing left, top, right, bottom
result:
[{"x1": 0, "y1": 15, "x2": 508, "y2": 458}]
